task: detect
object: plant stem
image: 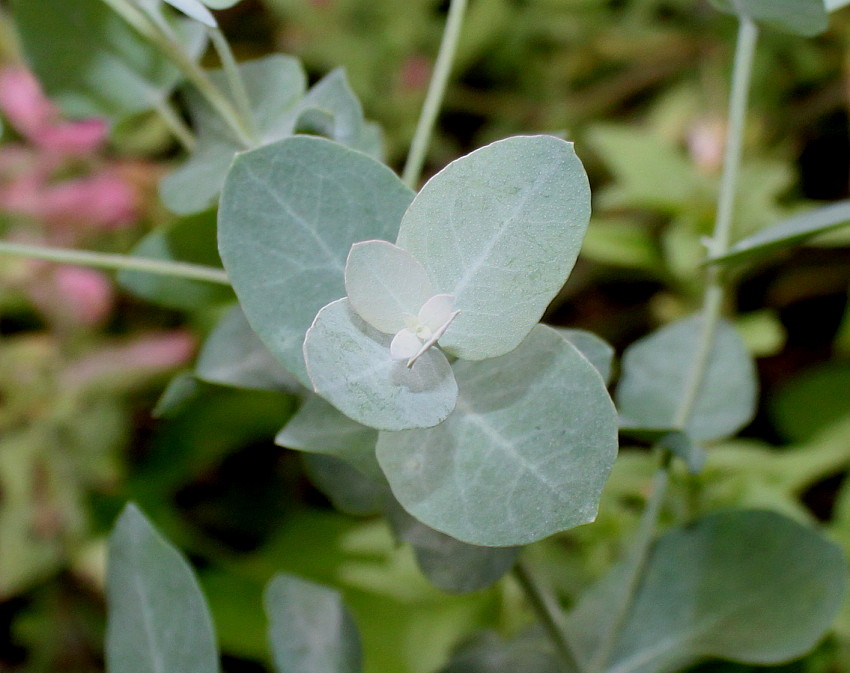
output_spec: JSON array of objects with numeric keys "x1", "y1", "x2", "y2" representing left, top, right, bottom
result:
[
  {"x1": 99, "y1": 0, "x2": 256, "y2": 148},
  {"x1": 0, "y1": 241, "x2": 230, "y2": 285},
  {"x1": 513, "y1": 558, "x2": 583, "y2": 673},
  {"x1": 208, "y1": 26, "x2": 257, "y2": 138},
  {"x1": 674, "y1": 16, "x2": 758, "y2": 429},
  {"x1": 402, "y1": 0, "x2": 468, "y2": 189},
  {"x1": 154, "y1": 98, "x2": 197, "y2": 151}
]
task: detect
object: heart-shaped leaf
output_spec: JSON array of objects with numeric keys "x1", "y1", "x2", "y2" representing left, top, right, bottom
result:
[
  {"x1": 569, "y1": 510, "x2": 847, "y2": 673},
  {"x1": 616, "y1": 315, "x2": 758, "y2": 442},
  {"x1": 218, "y1": 135, "x2": 414, "y2": 386},
  {"x1": 303, "y1": 299, "x2": 458, "y2": 431},
  {"x1": 377, "y1": 325, "x2": 618, "y2": 546},
  {"x1": 396, "y1": 135, "x2": 591, "y2": 361},
  {"x1": 265, "y1": 573, "x2": 362, "y2": 673},
  {"x1": 105, "y1": 504, "x2": 218, "y2": 673}
]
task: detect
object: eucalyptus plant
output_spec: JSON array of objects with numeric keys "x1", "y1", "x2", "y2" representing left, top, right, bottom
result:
[{"x1": 3, "y1": 0, "x2": 850, "y2": 671}]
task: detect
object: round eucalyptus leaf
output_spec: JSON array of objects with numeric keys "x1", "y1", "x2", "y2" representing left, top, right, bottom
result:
[
  {"x1": 616, "y1": 315, "x2": 758, "y2": 442},
  {"x1": 303, "y1": 299, "x2": 458, "y2": 431},
  {"x1": 218, "y1": 136, "x2": 414, "y2": 387},
  {"x1": 396, "y1": 135, "x2": 591, "y2": 361},
  {"x1": 556, "y1": 328, "x2": 615, "y2": 384},
  {"x1": 345, "y1": 240, "x2": 433, "y2": 334},
  {"x1": 377, "y1": 325, "x2": 618, "y2": 547}
]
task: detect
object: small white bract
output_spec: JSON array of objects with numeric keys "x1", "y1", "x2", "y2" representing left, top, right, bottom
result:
[{"x1": 390, "y1": 293, "x2": 459, "y2": 367}]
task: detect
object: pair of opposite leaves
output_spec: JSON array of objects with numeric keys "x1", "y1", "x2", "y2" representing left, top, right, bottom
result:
[{"x1": 301, "y1": 135, "x2": 592, "y2": 432}]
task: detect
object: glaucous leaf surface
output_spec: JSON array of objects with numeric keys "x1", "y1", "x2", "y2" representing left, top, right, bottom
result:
[
  {"x1": 345, "y1": 241, "x2": 434, "y2": 334},
  {"x1": 195, "y1": 305, "x2": 301, "y2": 393},
  {"x1": 118, "y1": 211, "x2": 233, "y2": 311},
  {"x1": 303, "y1": 299, "x2": 458, "y2": 431},
  {"x1": 265, "y1": 573, "x2": 362, "y2": 673},
  {"x1": 385, "y1": 499, "x2": 520, "y2": 594},
  {"x1": 827, "y1": 0, "x2": 850, "y2": 9},
  {"x1": 218, "y1": 136, "x2": 414, "y2": 386},
  {"x1": 276, "y1": 393, "x2": 381, "y2": 479},
  {"x1": 303, "y1": 454, "x2": 387, "y2": 516},
  {"x1": 12, "y1": 0, "x2": 206, "y2": 120},
  {"x1": 160, "y1": 55, "x2": 306, "y2": 214},
  {"x1": 105, "y1": 505, "x2": 218, "y2": 673},
  {"x1": 556, "y1": 328, "x2": 615, "y2": 384},
  {"x1": 616, "y1": 315, "x2": 758, "y2": 442},
  {"x1": 396, "y1": 135, "x2": 591, "y2": 361},
  {"x1": 569, "y1": 510, "x2": 846, "y2": 673},
  {"x1": 709, "y1": 0, "x2": 829, "y2": 35},
  {"x1": 439, "y1": 630, "x2": 561, "y2": 673},
  {"x1": 710, "y1": 199, "x2": 850, "y2": 265},
  {"x1": 377, "y1": 325, "x2": 618, "y2": 546}
]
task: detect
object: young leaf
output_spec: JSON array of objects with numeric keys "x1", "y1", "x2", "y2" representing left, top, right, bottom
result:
[
  {"x1": 708, "y1": 0, "x2": 829, "y2": 36},
  {"x1": 264, "y1": 573, "x2": 363, "y2": 673},
  {"x1": 118, "y1": 211, "x2": 233, "y2": 311},
  {"x1": 569, "y1": 510, "x2": 847, "y2": 673},
  {"x1": 377, "y1": 325, "x2": 618, "y2": 547},
  {"x1": 11, "y1": 0, "x2": 206, "y2": 121},
  {"x1": 276, "y1": 393, "x2": 381, "y2": 480},
  {"x1": 218, "y1": 136, "x2": 414, "y2": 387},
  {"x1": 396, "y1": 135, "x2": 591, "y2": 361},
  {"x1": 105, "y1": 504, "x2": 218, "y2": 673},
  {"x1": 161, "y1": 55, "x2": 306, "y2": 214},
  {"x1": 303, "y1": 299, "x2": 458, "y2": 431},
  {"x1": 385, "y1": 499, "x2": 520, "y2": 594},
  {"x1": 555, "y1": 328, "x2": 615, "y2": 384},
  {"x1": 616, "y1": 315, "x2": 758, "y2": 442},
  {"x1": 709, "y1": 199, "x2": 850, "y2": 265},
  {"x1": 345, "y1": 241, "x2": 435, "y2": 334}
]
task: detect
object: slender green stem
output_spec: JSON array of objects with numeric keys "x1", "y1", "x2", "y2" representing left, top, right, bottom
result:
[
  {"x1": 674, "y1": 17, "x2": 759, "y2": 429},
  {"x1": 208, "y1": 27, "x2": 256, "y2": 138},
  {"x1": 154, "y1": 98, "x2": 196, "y2": 151},
  {"x1": 402, "y1": 0, "x2": 468, "y2": 189},
  {"x1": 513, "y1": 558, "x2": 583, "y2": 673},
  {"x1": 99, "y1": 0, "x2": 256, "y2": 148},
  {"x1": 0, "y1": 241, "x2": 230, "y2": 285}
]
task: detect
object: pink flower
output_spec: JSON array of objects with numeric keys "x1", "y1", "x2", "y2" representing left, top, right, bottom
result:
[
  {"x1": 40, "y1": 172, "x2": 138, "y2": 230},
  {"x1": 52, "y1": 266, "x2": 114, "y2": 326}
]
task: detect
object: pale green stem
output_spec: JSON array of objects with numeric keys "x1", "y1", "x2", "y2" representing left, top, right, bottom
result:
[
  {"x1": 153, "y1": 97, "x2": 196, "y2": 151},
  {"x1": 0, "y1": 241, "x2": 230, "y2": 285},
  {"x1": 402, "y1": 0, "x2": 469, "y2": 189},
  {"x1": 99, "y1": 0, "x2": 256, "y2": 148},
  {"x1": 513, "y1": 558, "x2": 583, "y2": 673},
  {"x1": 208, "y1": 27, "x2": 256, "y2": 138},
  {"x1": 588, "y1": 18, "x2": 760, "y2": 671}
]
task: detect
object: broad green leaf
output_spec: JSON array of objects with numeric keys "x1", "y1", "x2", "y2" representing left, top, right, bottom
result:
[
  {"x1": 377, "y1": 325, "x2": 618, "y2": 547},
  {"x1": 556, "y1": 328, "x2": 615, "y2": 384},
  {"x1": 303, "y1": 299, "x2": 458, "y2": 431},
  {"x1": 164, "y1": 0, "x2": 217, "y2": 26},
  {"x1": 616, "y1": 315, "x2": 758, "y2": 442},
  {"x1": 295, "y1": 68, "x2": 382, "y2": 159},
  {"x1": 276, "y1": 394, "x2": 381, "y2": 480},
  {"x1": 396, "y1": 135, "x2": 591, "y2": 361},
  {"x1": 303, "y1": 454, "x2": 387, "y2": 516},
  {"x1": 11, "y1": 0, "x2": 206, "y2": 121},
  {"x1": 264, "y1": 573, "x2": 362, "y2": 673},
  {"x1": 118, "y1": 211, "x2": 233, "y2": 311},
  {"x1": 385, "y1": 499, "x2": 520, "y2": 594},
  {"x1": 710, "y1": 200, "x2": 850, "y2": 265},
  {"x1": 196, "y1": 305, "x2": 302, "y2": 393},
  {"x1": 160, "y1": 55, "x2": 306, "y2": 214},
  {"x1": 345, "y1": 241, "x2": 434, "y2": 334},
  {"x1": 439, "y1": 630, "x2": 561, "y2": 673},
  {"x1": 105, "y1": 504, "x2": 218, "y2": 673},
  {"x1": 618, "y1": 426, "x2": 705, "y2": 473},
  {"x1": 709, "y1": 0, "x2": 829, "y2": 36},
  {"x1": 569, "y1": 510, "x2": 846, "y2": 673},
  {"x1": 218, "y1": 136, "x2": 413, "y2": 386}
]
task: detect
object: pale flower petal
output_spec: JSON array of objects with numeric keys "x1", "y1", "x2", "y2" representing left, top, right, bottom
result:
[{"x1": 390, "y1": 328, "x2": 422, "y2": 360}]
